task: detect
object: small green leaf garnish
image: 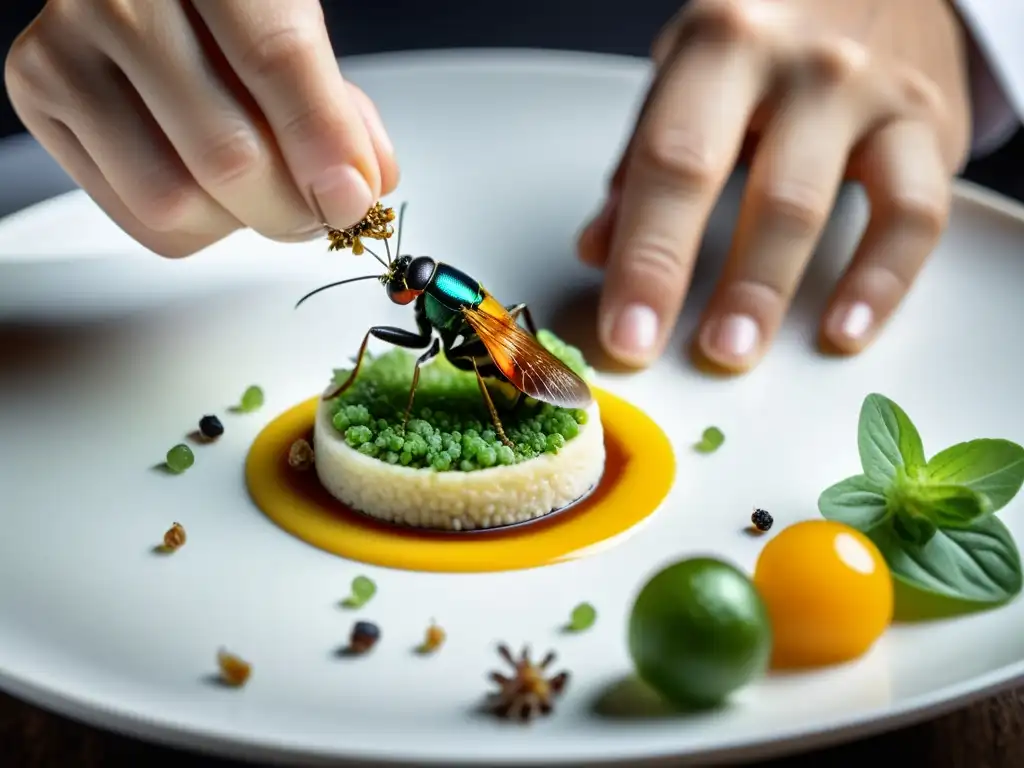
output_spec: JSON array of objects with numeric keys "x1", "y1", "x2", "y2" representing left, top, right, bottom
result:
[
  {"x1": 233, "y1": 385, "x2": 264, "y2": 413},
  {"x1": 925, "y1": 439, "x2": 1024, "y2": 512},
  {"x1": 818, "y1": 474, "x2": 889, "y2": 530},
  {"x1": 567, "y1": 602, "x2": 597, "y2": 632},
  {"x1": 342, "y1": 575, "x2": 376, "y2": 608},
  {"x1": 694, "y1": 427, "x2": 724, "y2": 454},
  {"x1": 869, "y1": 515, "x2": 1022, "y2": 604},
  {"x1": 857, "y1": 394, "x2": 926, "y2": 484},
  {"x1": 819, "y1": 393, "x2": 1024, "y2": 608}
]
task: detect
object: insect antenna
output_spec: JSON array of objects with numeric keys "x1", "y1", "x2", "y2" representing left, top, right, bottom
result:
[
  {"x1": 294, "y1": 274, "x2": 383, "y2": 309},
  {"x1": 395, "y1": 201, "x2": 408, "y2": 257},
  {"x1": 361, "y1": 244, "x2": 389, "y2": 270}
]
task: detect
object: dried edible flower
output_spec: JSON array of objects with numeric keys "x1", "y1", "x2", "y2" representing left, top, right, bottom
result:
[
  {"x1": 326, "y1": 202, "x2": 396, "y2": 254},
  {"x1": 417, "y1": 620, "x2": 445, "y2": 654},
  {"x1": 288, "y1": 438, "x2": 315, "y2": 470},
  {"x1": 217, "y1": 649, "x2": 251, "y2": 687},
  {"x1": 486, "y1": 644, "x2": 569, "y2": 722},
  {"x1": 162, "y1": 522, "x2": 186, "y2": 551}
]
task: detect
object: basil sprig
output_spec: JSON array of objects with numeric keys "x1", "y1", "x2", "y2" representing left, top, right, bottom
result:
[{"x1": 819, "y1": 394, "x2": 1024, "y2": 606}]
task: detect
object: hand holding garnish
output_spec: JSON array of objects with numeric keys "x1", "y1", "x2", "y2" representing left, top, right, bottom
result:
[
  {"x1": 5, "y1": 2, "x2": 398, "y2": 258},
  {"x1": 326, "y1": 202, "x2": 396, "y2": 255}
]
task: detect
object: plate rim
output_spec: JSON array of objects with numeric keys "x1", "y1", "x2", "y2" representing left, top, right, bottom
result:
[{"x1": 1, "y1": 46, "x2": 1024, "y2": 767}]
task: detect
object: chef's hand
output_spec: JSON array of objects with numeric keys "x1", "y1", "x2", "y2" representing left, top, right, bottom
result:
[
  {"x1": 578, "y1": 0, "x2": 970, "y2": 370},
  {"x1": 4, "y1": 0, "x2": 398, "y2": 258}
]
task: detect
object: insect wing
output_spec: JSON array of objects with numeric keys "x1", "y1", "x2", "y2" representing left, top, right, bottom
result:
[{"x1": 461, "y1": 301, "x2": 592, "y2": 409}]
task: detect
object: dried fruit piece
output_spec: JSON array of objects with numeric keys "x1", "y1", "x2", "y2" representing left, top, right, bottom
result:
[
  {"x1": 217, "y1": 649, "x2": 251, "y2": 687},
  {"x1": 349, "y1": 620, "x2": 380, "y2": 654},
  {"x1": 486, "y1": 644, "x2": 569, "y2": 722},
  {"x1": 751, "y1": 508, "x2": 773, "y2": 532},
  {"x1": 198, "y1": 415, "x2": 224, "y2": 439},
  {"x1": 418, "y1": 620, "x2": 446, "y2": 654},
  {"x1": 162, "y1": 522, "x2": 186, "y2": 551},
  {"x1": 288, "y1": 438, "x2": 315, "y2": 470}
]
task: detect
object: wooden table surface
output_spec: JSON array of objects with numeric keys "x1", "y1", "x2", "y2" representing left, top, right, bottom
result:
[{"x1": 2, "y1": 685, "x2": 1023, "y2": 767}]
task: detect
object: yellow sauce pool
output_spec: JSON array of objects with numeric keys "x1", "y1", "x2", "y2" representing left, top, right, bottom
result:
[{"x1": 245, "y1": 387, "x2": 675, "y2": 573}]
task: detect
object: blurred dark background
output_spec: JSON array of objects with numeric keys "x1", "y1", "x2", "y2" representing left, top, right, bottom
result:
[{"x1": 1, "y1": 0, "x2": 1022, "y2": 203}]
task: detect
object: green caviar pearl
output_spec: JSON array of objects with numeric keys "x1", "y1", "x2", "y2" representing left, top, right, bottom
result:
[
  {"x1": 496, "y1": 445, "x2": 516, "y2": 465},
  {"x1": 165, "y1": 443, "x2": 194, "y2": 473},
  {"x1": 345, "y1": 425, "x2": 372, "y2": 447},
  {"x1": 477, "y1": 446, "x2": 497, "y2": 468},
  {"x1": 546, "y1": 433, "x2": 566, "y2": 453}
]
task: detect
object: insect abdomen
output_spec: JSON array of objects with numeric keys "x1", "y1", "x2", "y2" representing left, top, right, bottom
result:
[{"x1": 429, "y1": 263, "x2": 483, "y2": 310}]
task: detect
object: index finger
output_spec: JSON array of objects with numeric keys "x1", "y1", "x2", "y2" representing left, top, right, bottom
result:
[
  {"x1": 598, "y1": 31, "x2": 767, "y2": 365},
  {"x1": 192, "y1": 0, "x2": 386, "y2": 227}
]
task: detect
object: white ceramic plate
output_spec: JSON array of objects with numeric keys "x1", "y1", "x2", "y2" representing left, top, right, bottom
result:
[{"x1": 2, "y1": 49, "x2": 1024, "y2": 767}]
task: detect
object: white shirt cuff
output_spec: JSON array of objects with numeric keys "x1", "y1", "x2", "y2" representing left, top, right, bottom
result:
[{"x1": 952, "y1": 0, "x2": 1024, "y2": 156}]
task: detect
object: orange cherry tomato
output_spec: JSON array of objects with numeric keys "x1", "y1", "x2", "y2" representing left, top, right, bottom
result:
[{"x1": 753, "y1": 520, "x2": 893, "y2": 669}]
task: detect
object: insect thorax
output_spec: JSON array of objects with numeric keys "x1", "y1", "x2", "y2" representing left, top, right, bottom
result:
[
  {"x1": 430, "y1": 264, "x2": 482, "y2": 308},
  {"x1": 424, "y1": 293, "x2": 462, "y2": 331}
]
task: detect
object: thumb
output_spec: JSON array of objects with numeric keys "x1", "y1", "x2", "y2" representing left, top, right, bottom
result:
[{"x1": 345, "y1": 82, "x2": 400, "y2": 196}]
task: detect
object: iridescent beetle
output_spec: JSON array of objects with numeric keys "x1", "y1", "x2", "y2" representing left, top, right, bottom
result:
[{"x1": 295, "y1": 203, "x2": 592, "y2": 446}]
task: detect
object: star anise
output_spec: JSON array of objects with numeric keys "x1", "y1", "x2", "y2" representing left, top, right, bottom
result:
[
  {"x1": 486, "y1": 644, "x2": 569, "y2": 722},
  {"x1": 325, "y1": 201, "x2": 395, "y2": 255}
]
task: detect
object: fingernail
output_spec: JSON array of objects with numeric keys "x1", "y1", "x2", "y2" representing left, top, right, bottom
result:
[
  {"x1": 703, "y1": 314, "x2": 759, "y2": 360},
  {"x1": 310, "y1": 165, "x2": 374, "y2": 228},
  {"x1": 608, "y1": 303, "x2": 659, "y2": 358},
  {"x1": 831, "y1": 301, "x2": 874, "y2": 341},
  {"x1": 279, "y1": 224, "x2": 325, "y2": 243},
  {"x1": 357, "y1": 100, "x2": 394, "y2": 157}
]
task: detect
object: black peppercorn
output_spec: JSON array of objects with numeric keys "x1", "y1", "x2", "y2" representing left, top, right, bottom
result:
[
  {"x1": 751, "y1": 508, "x2": 773, "y2": 532},
  {"x1": 199, "y1": 415, "x2": 224, "y2": 439},
  {"x1": 349, "y1": 621, "x2": 380, "y2": 654}
]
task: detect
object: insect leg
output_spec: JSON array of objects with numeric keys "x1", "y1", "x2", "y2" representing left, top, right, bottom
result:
[
  {"x1": 323, "y1": 325, "x2": 432, "y2": 400},
  {"x1": 505, "y1": 302, "x2": 539, "y2": 337},
  {"x1": 402, "y1": 338, "x2": 441, "y2": 432},
  {"x1": 471, "y1": 358, "x2": 514, "y2": 448}
]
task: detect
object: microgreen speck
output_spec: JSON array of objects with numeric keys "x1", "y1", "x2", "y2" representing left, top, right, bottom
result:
[
  {"x1": 694, "y1": 426, "x2": 725, "y2": 454},
  {"x1": 235, "y1": 385, "x2": 264, "y2": 413},
  {"x1": 567, "y1": 602, "x2": 597, "y2": 632},
  {"x1": 342, "y1": 575, "x2": 376, "y2": 608}
]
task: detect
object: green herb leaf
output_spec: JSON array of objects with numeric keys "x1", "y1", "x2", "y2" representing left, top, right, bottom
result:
[
  {"x1": 818, "y1": 474, "x2": 890, "y2": 530},
  {"x1": 694, "y1": 427, "x2": 724, "y2": 454},
  {"x1": 857, "y1": 394, "x2": 926, "y2": 485},
  {"x1": 891, "y1": 508, "x2": 938, "y2": 546},
  {"x1": 568, "y1": 602, "x2": 597, "y2": 631},
  {"x1": 869, "y1": 515, "x2": 1023, "y2": 604},
  {"x1": 925, "y1": 439, "x2": 1024, "y2": 512},
  {"x1": 903, "y1": 483, "x2": 993, "y2": 529},
  {"x1": 342, "y1": 575, "x2": 376, "y2": 608}
]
